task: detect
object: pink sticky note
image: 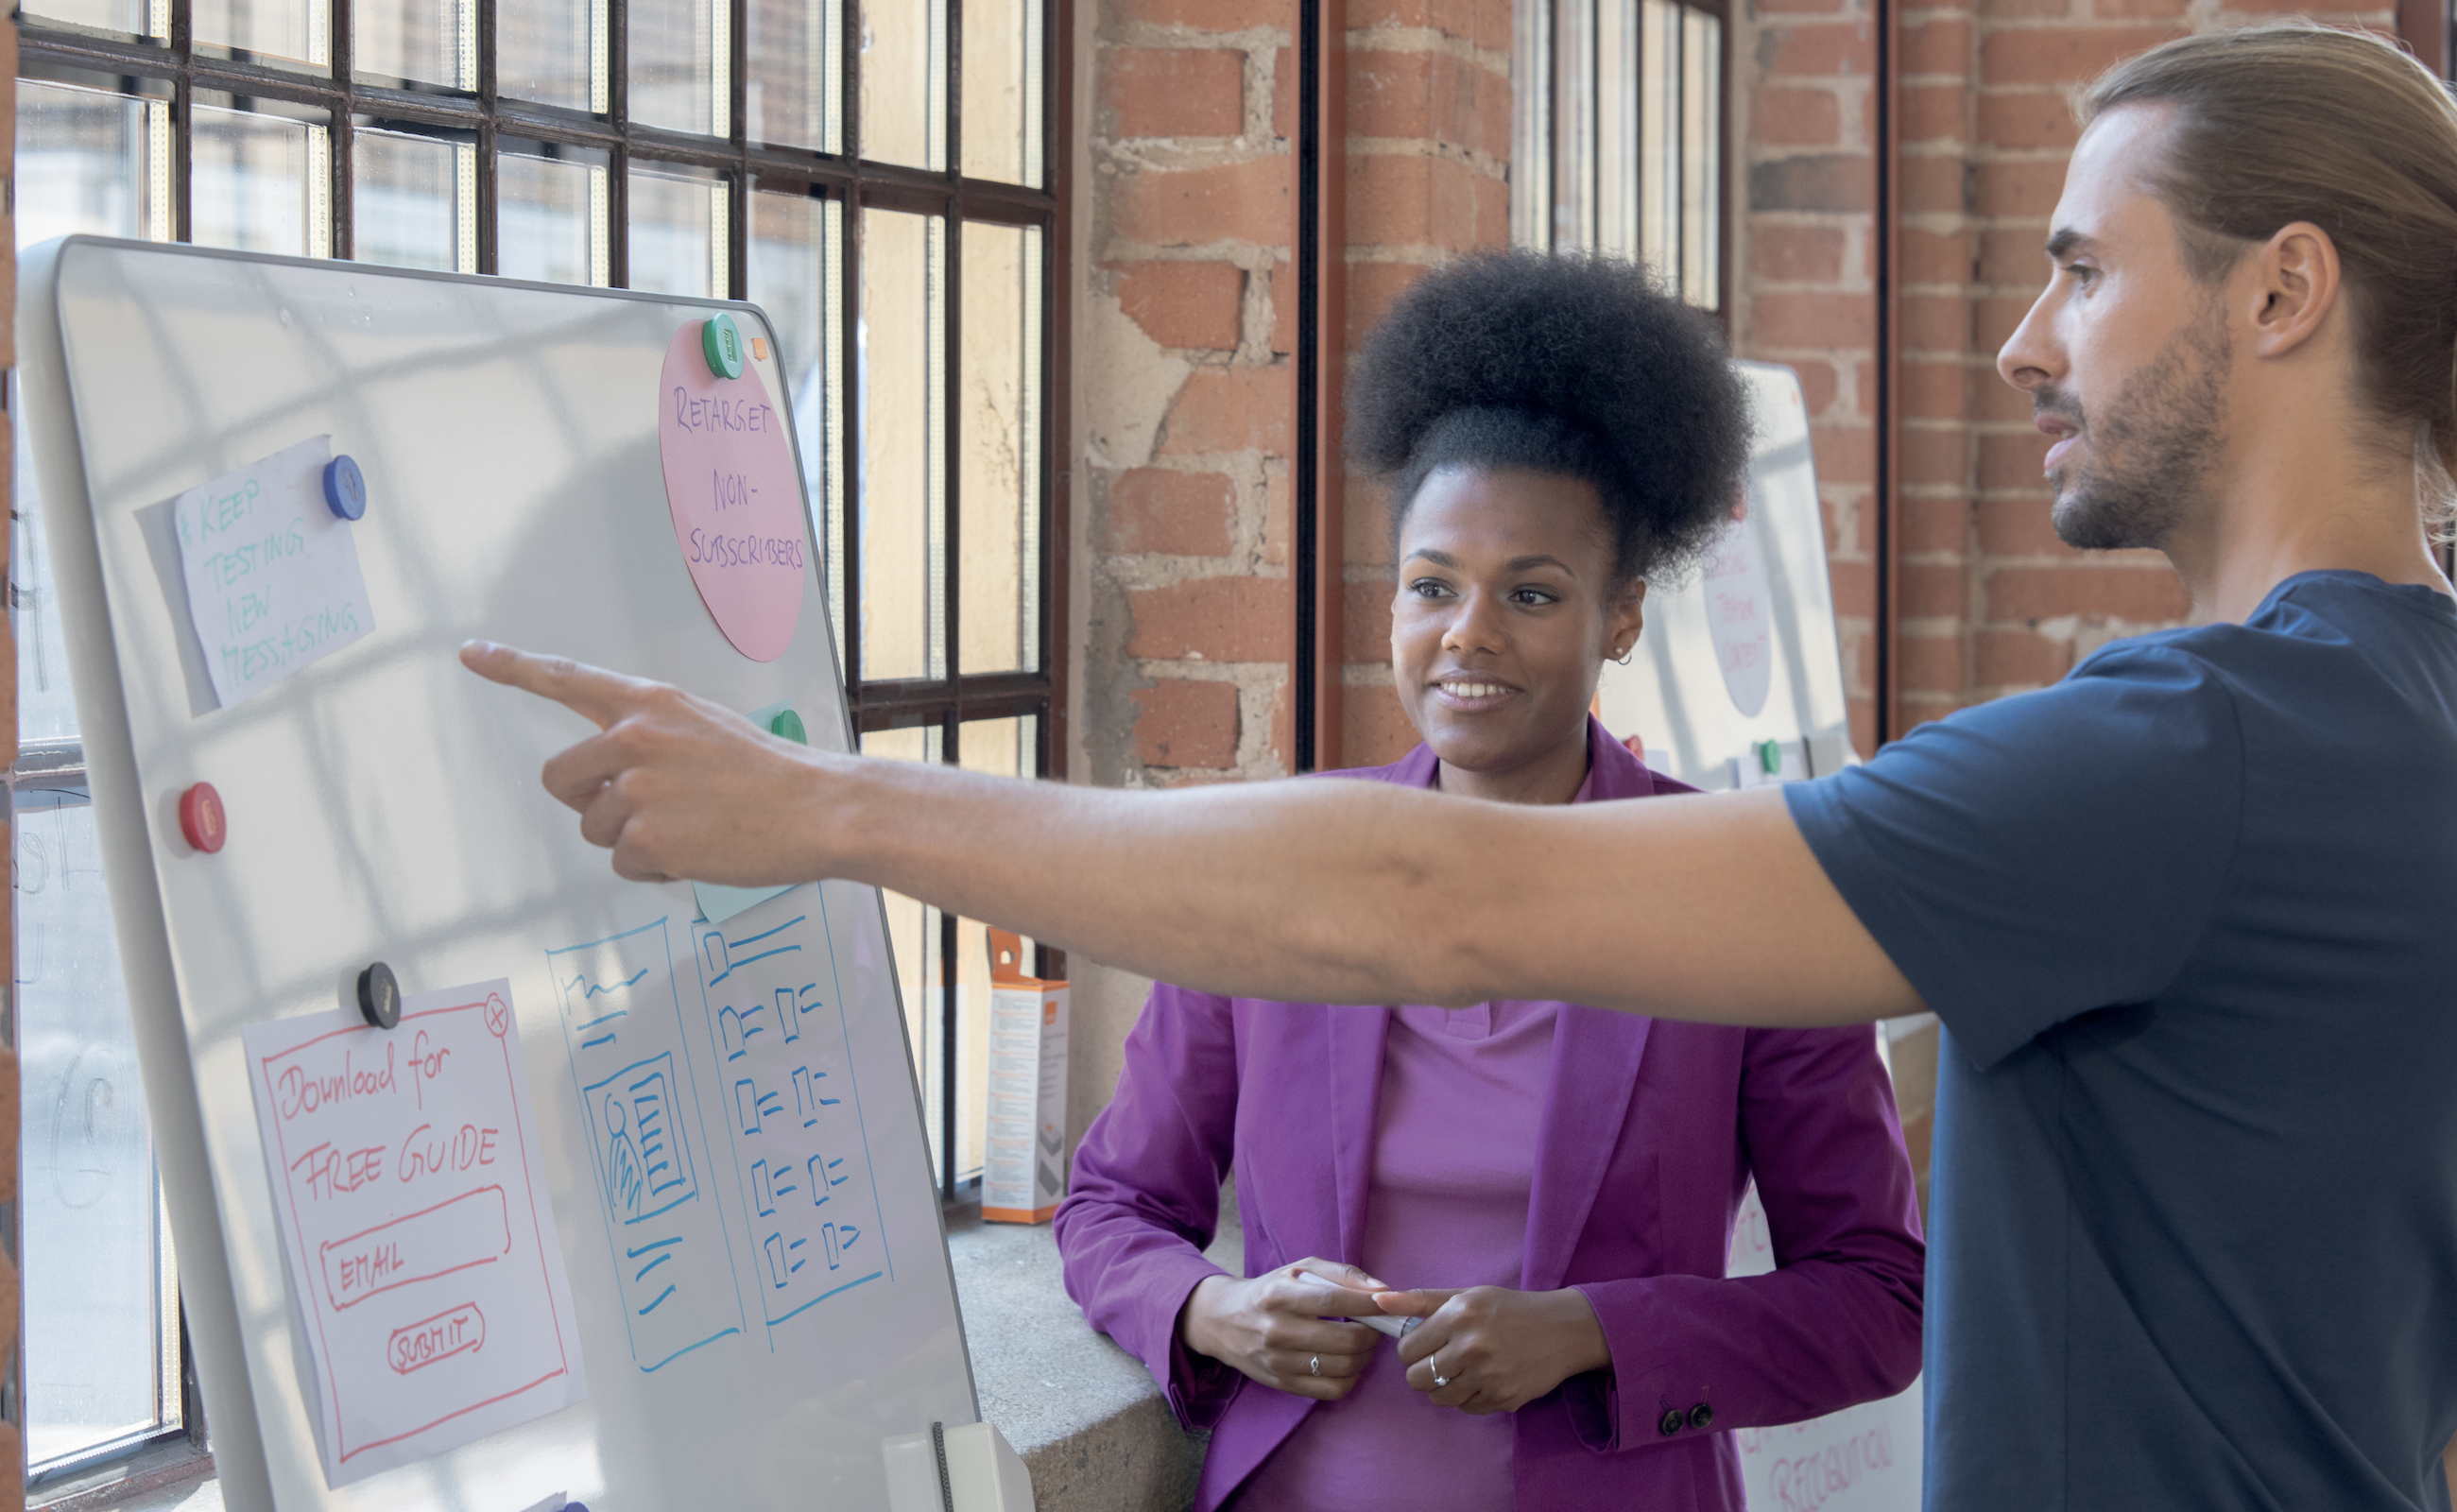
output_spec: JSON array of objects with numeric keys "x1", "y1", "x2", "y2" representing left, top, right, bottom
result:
[{"x1": 657, "y1": 321, "x2": 808, "y2": 662}]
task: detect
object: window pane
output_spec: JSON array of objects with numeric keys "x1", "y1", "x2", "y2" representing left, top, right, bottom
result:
[
  {"x1": 950, "y1": 716, "x2": 1036, "y2": 1183},
  {"x1": 17, "y1": 798, "x2": 175, "y2": 1469},
  {"x1": 860, "y1": 0, "x2": 944, "y2": 170},
  {"x1": 499, "y1": 0, "x2": 604, "y2": 110},
  {"x1": 859, "y1": 724, "x2": 944, "y2": 1176},
  {"x1": 16, "y1": 77, "x2": 171, "y2": 248},
  {"x1": 1593, "y1": 0, "x2": 1635, "y2": 258},
  {"x1": 20, "y1": 0, "x2": 160, "y2": 40},
  {"x1": 630, "y1": 0, "x2": 726, "y2": 135},
  {"x1": 628, "y1": 165, "x2": 727, "y2": 299},
  {"x1": 500, "y1": 147, "x2": 608, "y2": 284},
  {"x1": 355, "y1": 0, "x2": 475, "y2": 86},
  {"x1": 750, "y1": 187, "x2": 831, "y2": 631},
  {"x1": 1549, "y1": 0, "x2": 1592, "y2": 249},
  {"x1": 960, "y1": 0, "x2": 1039, "y2": 185},
  {"x1": 191, "y1": 103, "x2": 331, "y2": 257},
  {"x1": 749, "y1": 0, "x2": 836, "y2": 151},
  {"x1": 1681, "y1": 8, "x2": 1721, "y2": 309},
  {"x1": 354, "y1": 128, "x2": 472, "y2": 272},
  {"x1": 958, "y1": 221, "x2": 1038, "y2": 676},
  {"x1": 193, "y1": 0, "x2": 325, "y2": 66},
  {"x1": 857, "y1": 208, "x2": 945, "y2": 680},
  {"x1": 1640, "y1": 0, "x2": 1677, "y2": 279}
]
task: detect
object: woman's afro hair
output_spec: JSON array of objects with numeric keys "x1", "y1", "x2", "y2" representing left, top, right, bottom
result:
[{"x1": 1345, "y1": 249, "x2": 1751, "y2": 583}]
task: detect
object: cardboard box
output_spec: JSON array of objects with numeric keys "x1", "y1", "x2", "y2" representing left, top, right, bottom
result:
[{"x1": 982, "y1": 929, "x2": 1069, "y2": 1224}]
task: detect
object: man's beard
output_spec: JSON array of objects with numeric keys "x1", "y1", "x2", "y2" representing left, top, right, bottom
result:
[{"x1": 2039, "y1": 306, "x2": 2231, "y2": 552}]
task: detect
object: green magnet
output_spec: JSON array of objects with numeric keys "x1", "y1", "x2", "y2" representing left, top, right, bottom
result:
[
  {"x1": 769, "y1": 708, "x2": 807, "y2": 744},
  {"x1": 1757, "y1": 739, "x2": 1783, "y2": 775},
  {"x1": 702, "y1": 313, "x2": 746, "y2": 379}
]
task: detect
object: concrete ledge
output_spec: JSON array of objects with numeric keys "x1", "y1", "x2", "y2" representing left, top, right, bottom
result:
[{"x1": 947, "y1": 1208, "x2": 1241, "y2": 1512}]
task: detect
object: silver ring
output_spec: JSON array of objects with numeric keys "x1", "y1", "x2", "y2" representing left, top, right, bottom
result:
[
  {"x1": 1309, "y1": 1355, "x2": 1320, "y2": 1377},
  {"x1": 1432, "y1": 1352, "x2": 1449, "y2": 1388}
]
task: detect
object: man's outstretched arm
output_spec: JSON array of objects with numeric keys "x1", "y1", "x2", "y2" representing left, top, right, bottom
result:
[{"x1": 462, "y1": 642, "x2": 1924, "y2": 1028}]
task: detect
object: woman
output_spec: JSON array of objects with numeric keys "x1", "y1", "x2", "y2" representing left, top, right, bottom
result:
[{"x1": 1052, "y1": 250, "x2": 1923, "y2": 1511}]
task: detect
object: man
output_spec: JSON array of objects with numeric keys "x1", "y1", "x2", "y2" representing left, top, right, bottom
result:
[{"x1": 468, "y1": 26, "x2": 2457, "y2": 1508}]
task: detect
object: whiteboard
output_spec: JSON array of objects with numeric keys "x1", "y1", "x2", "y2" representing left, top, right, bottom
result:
[
  {"x1": 1596, "y1": 362, "x2": 1856, "y2": 790},
  {"x1": 18, "y1": 236, "x2": 976, "y2": 1512}
]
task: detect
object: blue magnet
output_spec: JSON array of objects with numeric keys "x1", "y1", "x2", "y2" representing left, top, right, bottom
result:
[
  {"x1": 323, "y1": 454, "x2": 368, "y2": 521},
  {"x1": 702, "y1": 314, "x2": 746, "y2": 380}
]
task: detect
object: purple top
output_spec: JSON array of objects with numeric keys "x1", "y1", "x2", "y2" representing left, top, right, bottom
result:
[
  {"x1": 1056, "y1": 718, "x2": 1926, "y2": 1511},
  {"x1": 1237, "y1": 1002, "x2": 1558, "y2": 1510}
]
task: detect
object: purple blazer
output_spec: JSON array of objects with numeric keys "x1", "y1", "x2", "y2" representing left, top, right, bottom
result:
[{"x1": 1054, "y1": 719, "x2": 1926, "y2": 1510}]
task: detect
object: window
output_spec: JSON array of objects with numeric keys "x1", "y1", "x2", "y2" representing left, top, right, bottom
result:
[
  {"x1": 10, "y1": 0, "x2": 1061, "y2": 1482},
  {"x1": 1513, "y1": 0, "x2": 1726, "y2": 310}
]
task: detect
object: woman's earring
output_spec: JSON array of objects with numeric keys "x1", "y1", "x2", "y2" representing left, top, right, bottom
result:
[{"x1": 1613, "y1": 644, "x2": 1635, "y2": 666}]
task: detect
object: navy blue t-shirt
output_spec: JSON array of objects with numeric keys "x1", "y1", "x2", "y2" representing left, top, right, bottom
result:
[{"x1": 1788, "y1": 572, "x2": 2457, "y2": 1511}]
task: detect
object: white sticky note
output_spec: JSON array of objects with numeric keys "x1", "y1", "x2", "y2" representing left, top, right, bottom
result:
[
  {"x1": 243, "y1": 981, "x2": 586, "y2": 1487},
  {"x1": 174, "y1": 435, "x2": 374, "y2": 710}
]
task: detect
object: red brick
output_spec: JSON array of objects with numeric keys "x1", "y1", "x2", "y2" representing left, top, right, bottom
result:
[
  {"x1": 1899, "y1": 429, "x2": 1970, "y2": 486},
  {"x1": 1113, "y1": 156, "x2": 1293, "y2": 248},
  {"x1": 1263, "y1": 466, "x2": 1292, "y2": 564},
  {"x1": 1343, "y1": 684, "x2": 1422, "y2": 768},
  {"x1": 1160, "y1": 363, "x2": 1296, "y2": 456},
  {"x1": 1793, "y1": 357, "x2": 1841, "y2": 420},
  {"x1": 1346, "y1": 471, "x2": 1398, "y2": 566},
  {"x1": 1899, "y1": 494, "x2": 1971, "y2": 554},
  {"x1": 1975, "y1": 497, "x2": 2075, "y2": 557},
  {"x1": 1979, "y1": 227, "x2": 2052, "y2": 288},
  {"x1": 1897, "y1": 631, "x2": 1968, "y2": 694},
  {"x1": 1896, "y1": 154, "x2": 1967, "y2": 215},
  {"x1": 1132, "y1": 679, "x2": 1241, "y2": 767},
  {"x1": 1348, "y1": 154, "x2": 1485, "y2": 250},
  {"x1": 1978, "y1": 431, "x2": 2053, "y2": 490},
  {"x1": 1900, "y1": 83, "x2": 1967, "y2": 144},
  {"x1": 1848, "y1": 700, "x2": 1878, "y2": 760},
  {"x1": 1811, "y1": 423, "x2": 1878, "y2": 487},
  {"x1": 1348, "y1": 50, "x2": 1506, "y2": 153},
  {"x1": 1104, "y1": 468, "x2": 1236, "y2": 555},
  {"x1": 1472, "y1": 172, "x2": 1509, "y2": 248},
  {"x1": 1269, "y1": 258, "x2": 1296, "y2": 353},
  {"x1": 1103, "y1": 48, "x2": 1246, "y2": 139},
  {"x1": 1765, "y1": 21, "x2": 1877, "y2": 77},
  {"x1": 1972, "y1": 369, "x2": 2036, "y2": 425},
  {"x1": 1828, "y1": 558, "x2": 1879, "y2": 617},
  {"x1": 1901, "y1": 17, "x2": 1971, "y2": 74},
  {"x1": 1974, "y1": 627, "x2": 2072, "y2": 687},
  {"x1": 1900, "y1": 561, "x2": 1969, "y2": 618},
  {"x1": 1752, "y1": 292, "x2": 1877, "y2": 350},
  {"x1": 2097, "y1": 0, "x2": 2192, "y2": 17},
  {"x1": 1985, "y1": 563, "x2": 2191, "y2": 623},
  {"x1": 1344, "y1": 577, "x2": 1396, "y2": 662},
  {"x1": 1273, "y1": 46, "x2": 1295, "y2": 140},
  {"x1": 1978, "y1": 90, "x2": 2080, "y2": 150},
  {"x1": 1973, "y1": 159, "x2": 2068, "y2": 218},
  {"x1": 1900, "y1": 292, "x2": 1969, "y2": 353},
  {"x1": 1750, "y1": 224, "x2": 1847, "y2": 284},
  {"x1": 1978, "y1": 26, "x2": 2185, "y2": 88},
  {"x1": 1116, "y1": 0, "x2": 1291, "y2": 25},
  {"x1": 1755, "y1": 88, "x2": 1845, "y2": 146},
  {"x1": 1115, "y1": 260, "x2": 1246, "y2": 351},
  {"x1": 1345, "y1": 261, "x2": 1433, "y2": 348},
  {"x1": 1749, "y1": 153, "x2": 1875, "y2": 214},
  {"x1": 1901, "y1": 228, "x2": 1972, "y2": 286},
  {"x1": 1758, "y1": 0, "x2": 1850, "y2": 16},
  {"x1": 1127, "y1": 576, "x2": 1296, "y2": 661},
  {"x1": 1349, "y1": 0, "x2": 1480, "y2": 42},
  {"x1": 1900, "y1": 357, "x2": 1970, "y2": 421}
]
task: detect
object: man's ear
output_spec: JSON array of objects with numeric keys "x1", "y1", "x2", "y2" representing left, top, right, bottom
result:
[{"x1": 2249, "y1": 221, "x2": 2343, "y2": 360}]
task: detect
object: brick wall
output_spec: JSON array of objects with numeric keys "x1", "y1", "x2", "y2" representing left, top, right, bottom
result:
[{"x1": 1082, "y1": 0, "x2": 1510, "y2": 794}]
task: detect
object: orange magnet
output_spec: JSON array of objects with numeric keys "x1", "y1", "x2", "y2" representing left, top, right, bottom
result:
[{"x1": 180, "y1": 782, "x2": 228, "y2": 853}]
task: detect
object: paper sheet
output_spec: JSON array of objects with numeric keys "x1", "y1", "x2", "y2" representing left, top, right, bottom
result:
[
  {"x1": 657, "y1": 324, "x2": 808, "y2": 662},
  {"x1": 174, "y1": 435, "x2": 376, "y2": 710},
  {"x1": 243, "y1": 982, "x2": 586, "y2": 1487}
]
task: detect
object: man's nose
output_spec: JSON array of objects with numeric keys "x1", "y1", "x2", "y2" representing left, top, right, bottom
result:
[{"x1": 1997, "y1": 284, "x2": 2064, "y2": 394}]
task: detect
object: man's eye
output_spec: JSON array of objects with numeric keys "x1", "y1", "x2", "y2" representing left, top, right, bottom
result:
[{"x1": 2065, "y1": 263, "x2": 2095, "y2": 285}]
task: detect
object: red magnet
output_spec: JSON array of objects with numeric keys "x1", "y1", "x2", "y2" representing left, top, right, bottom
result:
[{"x1": 179, "y1": 782, "x2": 228, "y2": 853}]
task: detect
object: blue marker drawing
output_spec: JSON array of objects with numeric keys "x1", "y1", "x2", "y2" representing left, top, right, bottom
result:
[
  {"x1": 689, "y1": 903, "x2": 891, "y2": 1337},
  {"x1": 549, "y1": 917, "x2": 747, "y2": 1373}
]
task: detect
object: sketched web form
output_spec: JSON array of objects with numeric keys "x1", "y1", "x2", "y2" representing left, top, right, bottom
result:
[
  {"x1": 687, "y1": 895, "x2": 894, "y2": 1343},
  {"x1": 548, "y1": 916, "x2": 748, "y2": 1372}
]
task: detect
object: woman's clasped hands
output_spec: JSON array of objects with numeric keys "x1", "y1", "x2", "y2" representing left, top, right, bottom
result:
[{"x1": 1178, "y1": 1260, "x2": 1612, "y2": 1415}]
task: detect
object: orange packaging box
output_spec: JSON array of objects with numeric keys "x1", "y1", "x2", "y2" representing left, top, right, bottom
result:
[{"x1": 981, "y1": 928, "x2": 1070, "y2": 1224}]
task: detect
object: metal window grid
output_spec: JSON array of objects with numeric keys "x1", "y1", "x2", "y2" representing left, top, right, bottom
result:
[{"x1": 14, "y1": 0, "x2": 1070, "y2": 1202}]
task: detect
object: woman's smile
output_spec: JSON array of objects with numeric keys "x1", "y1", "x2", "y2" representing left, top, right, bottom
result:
[{"x1": 1431, "y1": 675, "x2": 1523, "y2": 712}]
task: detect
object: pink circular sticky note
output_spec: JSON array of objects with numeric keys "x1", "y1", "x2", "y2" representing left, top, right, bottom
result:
[{"x1": 658, "y1": 322, "x2": 807, "y2": 662}]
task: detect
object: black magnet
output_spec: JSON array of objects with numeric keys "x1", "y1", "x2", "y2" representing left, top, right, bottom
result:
[{"x1": 357, "y1": 961, "x2": 402, "y2": 1029}]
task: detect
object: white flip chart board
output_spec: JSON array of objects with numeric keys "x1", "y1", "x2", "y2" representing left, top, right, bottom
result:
[
  {"x1": 19, "y1": 236, "x2": 976, "y2": 1511},
  {"x1": 1602, "y1": 362, "x2": 1921, "y2": 1512}
]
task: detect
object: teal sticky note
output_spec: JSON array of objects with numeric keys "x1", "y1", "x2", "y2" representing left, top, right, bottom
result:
[{"x1": 693, "y1": 699, "x2": 804, "y2": 925}]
